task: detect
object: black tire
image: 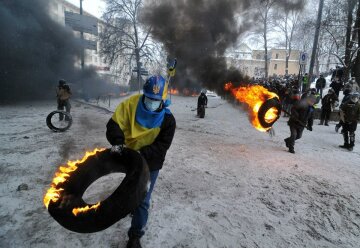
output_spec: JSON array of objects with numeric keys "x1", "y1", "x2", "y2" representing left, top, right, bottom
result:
[
  {"x1": 47, "y1": 148, "x2": 150, "y2": 233},
  {"x1": 257, "y1": 97, "x2": 282, "y2": 129},
  {"x1": 199, "y1": 106, "x2": 205, "y2": 118},
  {"x1": 46, "y1": 110, "x2": 72, "y2": 132}
]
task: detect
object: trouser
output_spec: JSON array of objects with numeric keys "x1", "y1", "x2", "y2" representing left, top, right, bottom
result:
[
  {"x1": 316, "y1": 87, "x2": 323, "y2": 98},
  {"x1": 283, "y1": 103, "x2": 292, "y2": 117},
  {"x1": 320, "y1": 108, "x2": 331, "y2": 124},
  {"x1": 57, "y1": 99, "x2": 71, "y2": 120},
  {"x1": 302, "y1": 83, "x2": 308, "y2": 93},
  {"x1": 285, "y1": 125, "x2": 304, "y2": 150},
  {"x1": 342, "y1": 122, "x2": 358, "y2": 147},
  {"x1": 128, "y1": 170, "x2": 159, "y2": 238}
]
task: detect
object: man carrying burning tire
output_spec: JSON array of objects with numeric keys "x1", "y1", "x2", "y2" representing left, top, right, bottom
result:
[{"x1": 106, "y1": 75, "x2": 176, "y2": 248}]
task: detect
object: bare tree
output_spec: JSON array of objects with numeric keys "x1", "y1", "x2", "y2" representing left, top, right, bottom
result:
[
  {"x1": 100, "y1": 0, "x2": 159, "y2": 91},
  {"x1": 254, "y1": 0, "x2": 278, "y2": 78},
  {"x1": 344, "y1": 0, "x2": 357, "y2": 81},
  {"x1": 274, "y1": 9, "x2": 301, "y2": 75}
]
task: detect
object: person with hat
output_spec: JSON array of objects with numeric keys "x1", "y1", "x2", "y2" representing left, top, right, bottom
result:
[
  {"x1": 284, "y1": 95, "x2": 316, "y2": 154},
  {"x1": 56, "y1": 79, "x2": 72, "y2": 121},
  {"x1": 315, "y1": 74, "x2": 326, "y2": 98},
  {"x1": 106, "y1": 75, "x2": 176, "y2": 248},
  {"x1": 338, "y1": 92, "x2": 360, "y2": 151},
  {"x1": 319, "y1": 88, "x2": 338, "y2": 126}
]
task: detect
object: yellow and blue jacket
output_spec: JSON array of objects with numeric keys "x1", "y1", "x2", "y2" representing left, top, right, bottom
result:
[{"x1": 106, "y1": 94, "x2": 176, "y2": 171}]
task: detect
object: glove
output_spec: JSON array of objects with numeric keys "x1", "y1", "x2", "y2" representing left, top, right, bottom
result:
[
  {"x1": 307, "y1": 126, "x2": 312, "y2": 131},
  {"x1": 110, "y1": 144, "x2": 124, "y2": 155}
]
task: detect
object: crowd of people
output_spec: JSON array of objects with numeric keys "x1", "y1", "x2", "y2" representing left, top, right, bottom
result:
[{"x1": 249, "y1": 69, "x2": 360, "y2": 153}]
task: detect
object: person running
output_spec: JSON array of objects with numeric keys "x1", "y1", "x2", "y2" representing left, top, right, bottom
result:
[{"x1": 284, "y1": 95, "x2": 316, "y2": 154}]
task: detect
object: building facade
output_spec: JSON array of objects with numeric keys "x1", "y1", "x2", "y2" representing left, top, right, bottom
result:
[
  {"x1": 49, "y1": 0, "x2": 129, "y2": 85},
  {"x1": 227, "y1": 46, "x2": 301, "y2": 79}
]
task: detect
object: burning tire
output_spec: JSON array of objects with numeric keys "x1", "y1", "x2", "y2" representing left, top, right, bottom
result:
[
  {"x1": 46, "y1": 110, "x2": 72, "y2": 132},
  {"x1": 257, "y1": 97, "x2": 282, "y2": 129},
  {"x1": 45, "y1": 148, "x2": 150, "y2": 233}
]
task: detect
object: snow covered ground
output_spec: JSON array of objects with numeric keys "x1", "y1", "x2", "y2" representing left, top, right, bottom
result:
[{"x1": 1, "y1": 95, "x2": 360, "y2": 248}]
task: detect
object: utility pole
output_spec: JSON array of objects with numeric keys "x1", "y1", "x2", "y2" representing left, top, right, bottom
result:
[{"x1": 308, "y1": 0, "x2": 324, "y2": 83}]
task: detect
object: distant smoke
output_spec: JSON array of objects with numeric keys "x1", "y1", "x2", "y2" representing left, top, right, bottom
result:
[
  {"x1": 141, "y1": 0, "x2": 305, "y2": 94},
  {"x1": 0, "y1": 0, "x2": 117, "y2": 103}
]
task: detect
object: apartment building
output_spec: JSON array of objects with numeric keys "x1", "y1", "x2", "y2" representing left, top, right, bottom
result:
[
  {"x1": 227, "y1": 45, "x2": 301, "y2": 78},
  {"x1": 48, "y1": 0, "x2": 129, "y2": 85}
]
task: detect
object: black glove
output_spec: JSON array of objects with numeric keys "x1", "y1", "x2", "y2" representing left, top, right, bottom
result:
[
  {"x1": 307, "y1": 126, "x2": 312, "y2": 131},
  {"x1": 110, "y1": 144, "x2": 124, "y2": 155}
]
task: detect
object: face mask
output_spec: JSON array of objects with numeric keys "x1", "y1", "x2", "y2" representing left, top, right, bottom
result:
[
  {"x1": 144, "y1": 96, "x2": 161, "y2": 111},
  {"x1": 350, "y1": 96, "x2": 359, "y2": 103}
]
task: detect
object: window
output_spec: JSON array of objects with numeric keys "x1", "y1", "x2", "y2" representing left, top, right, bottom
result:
[
  {"x1": 275, "y1": 53, "x2": 279, "y2": 59},
  {"x1": 274, "y1": 64, "x2": 277, "y2": 70},
  {"x1": 256, "y1": 54, "x2": 261, "y2": 60}
]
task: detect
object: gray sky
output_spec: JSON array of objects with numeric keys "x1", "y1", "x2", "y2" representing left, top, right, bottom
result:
[{"x1": 65, "y1": 0, "x2": 105, "y2": 18}]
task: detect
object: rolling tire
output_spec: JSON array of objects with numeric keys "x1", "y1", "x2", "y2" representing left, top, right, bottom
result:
[
  {"x1": 47, "y1": 148, "x2": 150, "y2": 233},
  {"x1": 46, "y1": 110, "x2": 72, "y2": 132},
  {"x1": 257, "y1": 97, "x2": 281, "y2": 129}
]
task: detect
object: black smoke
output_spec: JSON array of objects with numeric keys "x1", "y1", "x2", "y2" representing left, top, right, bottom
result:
[
  {"x1": 0, "y1": 0, "x2": 117, "y2": 103},
  {"x1": 141, "y1": 0, "x2": 305, "y2": 94}
]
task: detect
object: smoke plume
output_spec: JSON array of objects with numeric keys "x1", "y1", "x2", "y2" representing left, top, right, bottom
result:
[
  {"x1": 141, "y1": 0, "x2": 305, "y2": 94},
  {"x1": 0, "y1": 0, "x2": 116, "y2": 103}
]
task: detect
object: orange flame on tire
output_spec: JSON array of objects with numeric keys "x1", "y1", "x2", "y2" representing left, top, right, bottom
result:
[
  {"x1": 224, "y1": 82, "x2": 279, "y2": 132},
  {"x1": 44, "y1": 148, "x2": 106, "y2": 215}
]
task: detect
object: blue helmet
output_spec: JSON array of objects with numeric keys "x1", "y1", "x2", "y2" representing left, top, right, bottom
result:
[{"x1": 143, "y1": 75, "x2": 168, "y2": 100}]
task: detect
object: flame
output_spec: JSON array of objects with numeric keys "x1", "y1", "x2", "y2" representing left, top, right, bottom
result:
[
  {"x1": 44, "y1": 148, "x2": 106, "y2": 215},
  {"x1": 169, "y1": 88, "x2": 179, "y2": 95},
  {"x1": 224, "y1": 82, "x2": 279, "y2": 132},
  {"x1": 72, "y1": 202, "x2": 101, "y2": 216}
]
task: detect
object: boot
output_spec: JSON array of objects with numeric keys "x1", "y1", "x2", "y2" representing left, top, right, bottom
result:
[
  {"x1": 339, "y1": 143, "x2": 349, "y2": 149},
  {"x1": 284, "y1": 138, "x2": 290, "y2": 148},
  {"x1": 288, "y1": 147, "x2": 295, "y2": 154},
  {"x1": 324, "y1": 121, "x2": 329, "y2": 126},
  {"x1": 340, "y1": 132, "x2": 349, "y2": 148},
  {"x1": 318, "y1": 120, "x2": 324, "y2": 125},
  {"x1": 126, "y1": 237, "x2": 142, "y2": 248},
  {"x1": 335, "y1": 124, "x2": 340, "y2": 133},
  {"x1": 349, "y1": 132, "x2": 355, "y2": 151}
]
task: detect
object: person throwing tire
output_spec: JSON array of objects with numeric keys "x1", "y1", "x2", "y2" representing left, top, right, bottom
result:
[
  {"x1": 284, "y1": 95, "x2": 316, "y2": 154},
  {"x1": 106, "y1": 75, "x2": 176, "y2": 248}
]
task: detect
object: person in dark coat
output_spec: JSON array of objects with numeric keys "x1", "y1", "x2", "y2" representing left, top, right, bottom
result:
[
  {"x1": 197, "y1": 91, "x2": 208, "y2": 116},
  {"x1": 331, "y1": 66, "x2": 344, "y2": 82},
  {"x1": 335, "y1": 84, "x2": 353, "y2": 133},
  {"x1": 319, "y1": 88, "x2": 338, "y2": 125},
  {"x1": 338, "y1": 92, "x2": 360, "y2": 151},
  {"x1": 284, "y1": 95, "x2": 316, "y2": 154},
  {"x1": 330, "y1": 79, "x2": 343, "y2": 97},
  {"x1": 315, "y1": 74, "x2": 326, "y2": 98},
  {"x1": 106, "y1": 75, "x2": 176, "y2": 248},
  {"x1": 56, "y1": 79, "x2": 72, "y2": 121}
]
